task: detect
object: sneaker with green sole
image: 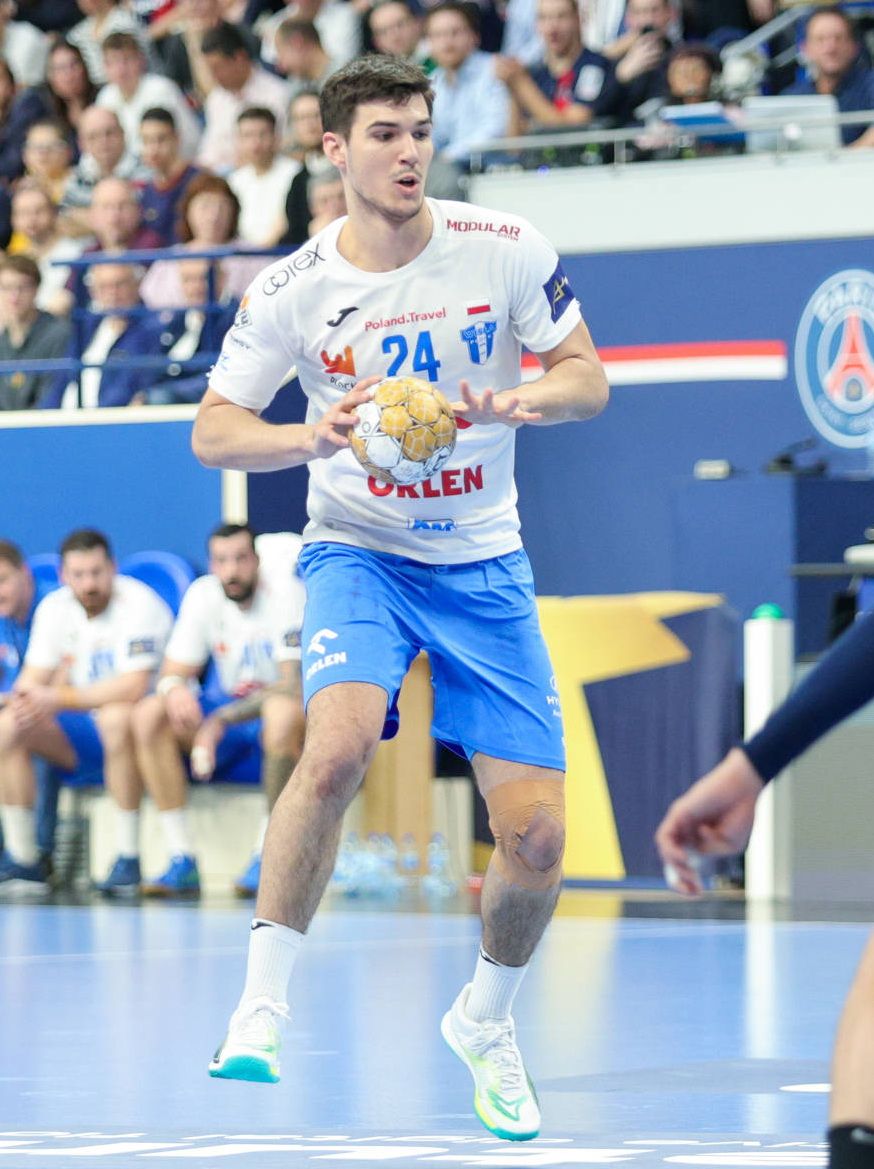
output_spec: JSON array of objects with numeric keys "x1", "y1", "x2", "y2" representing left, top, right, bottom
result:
[
  {"x1": 441, "y1": 984, "x2": 541, "y2": 1142},
  {"x1": 208, "y1": 996, "x2": 289, "y2": 1083}
]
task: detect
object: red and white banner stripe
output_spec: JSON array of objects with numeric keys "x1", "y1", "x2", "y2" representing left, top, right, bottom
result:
[{"x1": 521, "y1": 340, "x2": 788, "y2": 384}]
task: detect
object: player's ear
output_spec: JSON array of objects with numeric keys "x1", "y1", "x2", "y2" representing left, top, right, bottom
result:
[{"x1": 322, "y1": 132, "x2": 346, "y2": 169}]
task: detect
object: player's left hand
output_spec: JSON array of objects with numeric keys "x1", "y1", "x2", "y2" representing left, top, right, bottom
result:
[
  {"x1": 190, "y1": 715, "x2": 226, "y2": 781},
  {"x1": 451, "y1": 381, "x2": 543, "y2": 428},
  {"x1": 10, "y1": 684, "x2": 59, "y2": 730}
]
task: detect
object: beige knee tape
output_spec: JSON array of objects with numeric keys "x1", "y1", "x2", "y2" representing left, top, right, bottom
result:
[{"x1": 485, "y1": 778, "x2": 566, "y2": 891}]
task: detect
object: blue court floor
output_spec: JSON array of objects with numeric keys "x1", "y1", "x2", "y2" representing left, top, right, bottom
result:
[{"x1": 0, "y1": 892, "x2": 863, "y2": 1167}]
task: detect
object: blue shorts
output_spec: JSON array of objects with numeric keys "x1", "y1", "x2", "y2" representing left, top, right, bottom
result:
[
  {"x1": 200, "y1": 692, "x2": 262, "y2": 781},
  {"x1": 55, "y1": 711, "x2": 104, "y2": 781},
  {"x1": 298, "y1": 542, "x2": 565, "y2": 770}
]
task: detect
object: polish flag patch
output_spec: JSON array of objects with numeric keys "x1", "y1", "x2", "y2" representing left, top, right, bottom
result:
[{"x1": 466, "y1": 300, "x2": 491, "y2": 316}]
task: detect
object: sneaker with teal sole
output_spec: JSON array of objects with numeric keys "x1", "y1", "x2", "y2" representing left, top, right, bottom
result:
[
  {"x1": 233, "y1": 854, "x2": 261, "y2": 898},
  {"x1": 208, "y1": 996, "x2": 289, "y2": 1083},
  {"x1": 94, "y1": 855, "x2": 141, "y2": 897},
  {"x1": 141, "y1": 854, "x2": 200, "y2": 898},
  {"x1": 441, "y1": 984, "x2": 541, "y2": 1142}
]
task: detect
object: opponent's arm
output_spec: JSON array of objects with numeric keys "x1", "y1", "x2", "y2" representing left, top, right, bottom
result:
[
  {"x1": 193, "y1": 380, "x2": 380, "y2": 472},
  {"x1": 452, "y1": 320, "x2": 609, "y2": 428}
]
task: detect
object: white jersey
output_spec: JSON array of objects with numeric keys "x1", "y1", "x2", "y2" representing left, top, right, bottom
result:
[
  {"x1": 164, "y1": 573, "x2": 305, "y2": 697},
  {"x1": 209, "y1": 199, "x2": 582, "y2": 564},
  {"x1": 25, "y1": 575, "x2": 173, "y2": 690}
]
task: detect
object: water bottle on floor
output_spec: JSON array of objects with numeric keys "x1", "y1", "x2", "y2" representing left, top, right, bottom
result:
[{"x1": 421, "y1": 832, "x2": 457, "y2": 898}]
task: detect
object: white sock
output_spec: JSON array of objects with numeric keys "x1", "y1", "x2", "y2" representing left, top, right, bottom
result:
[
  {"x1": 0, "y1": 805, "x2": 38, "y2": 865},
  {"x1": 115, "y1": 808, "x2": 140, "y2": 858},
  {"x1": 159, "y1": 807, "x2": 194, "y2": 858},
  {"x1": 253, "y1": 814, "x2": 269, "y2": 855},
  {"x1": 239, "y1": 919, "x2": 304, "y2": 1008},
  {"x1": 465, "y1": 947, "x2": 528, "y2": 1022}
]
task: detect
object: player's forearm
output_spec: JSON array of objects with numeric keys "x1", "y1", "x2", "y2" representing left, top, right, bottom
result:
[
  {"x1": 215, "y1": 675, "x2": 302, "y2": 726},
  {"x1": 56, "y1": 672, "x2": 151, "y2": 711},
  {"x1": 193, "y1": 397, "x2": 317, "y2": 471},
  {"x1": 504, "y1": 354, "x2": 609, "y2": 424}
]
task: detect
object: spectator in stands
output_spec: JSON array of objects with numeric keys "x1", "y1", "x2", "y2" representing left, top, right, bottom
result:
[
  {"x1": 277, "y1": 87, "x2": 334, "y2": 245},
  {"x1": 0, "y1": 255, "x2": 71, "y2": 410},
  {"x1": 43, "y1": 262, "x2": 166, "y2": 408},
  {"x1": 425, "y1": 1, "x2": 510, "y2": 197},
  {"x1": 0, "y1": 539, "x2": 61, "y2": 870},
  {"x1": 20, "y1": 120, "x2": 73, "y2": 204},
  {"x1": 0, "y1": 57, "x2": 19, "y2": 183},
  {"x1": 81, "y1": 175, "x2": 164, "y2": 259},
  {"x1": 259, "y1": 0, "x2": 361, "y2": 74},
  {"x1": 273, "y1": 18, "x2": 338, "y2": 100},
  {"x1": 500, "y1": 0, "x2": 543, "y2": 68},
  {"x1": 97, "y1": 32, "x2": 201, "y2": 158},
  {"x1": 151, "y1": 0, "x2": 261, "y2": 108},
  {"x1": 0, "y1": 528, "x2": 172, "y2": 895},
  {"x1": 0, "y1": 0, "x2": 49, "y2": 87},
  {"x1": 306, "y1": 163, "x2": 344, "y2": 235},
  {"x1": 197, "y1": 22, "x2": 292, "y2": 173},
  {"x1": 141, "y1": 172, "x2": 270, "y2": 307},
  {"x1": 139, "y1": 107, "x2": 201, "y2": 246},
  {"x1": 228, "y1": 107, "x2": 300, "y2": 246},
  {"x1": 132, "y1": 522, "x2": 305, "y2": 898},
  {"x1": 494, "y1": 0, "x2": 612, "y2": 134},
  {"x1": 0, "y1": 39, "x2": 98, "y2": 185},
  {"x1": 368, "y1": 0, "x2": 430, "y2": 69},
  {"x1": 67, "y1": 0, "x2": 149, "y2": 85},
  {"x1": 8, "y1": 180, "x2": 85, "y2": 314},
  {"x1": 60, "y1": 105, "x2": 150, "y2": 233},
  {"x1": 782, "y1": 7, "x2": 874, "y2": 149},
  {"x1": 21, "y1": 0, "x2": 80, "y2": 33},
  {"x1": 665, "y1": 40, "x2": 719, "y2": 103},
  {"x1": 595, "y1": 0, "x2": 677, "y2": 126},
  {"x1": 148, "y1": 258, "x2": 236, "y2": 403}
]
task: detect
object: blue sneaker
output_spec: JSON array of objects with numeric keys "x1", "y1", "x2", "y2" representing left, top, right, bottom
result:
[
  {"x1": 233, "y1": 854, "x2": 261, "y2": 898},
  {"x1": 142, "y1": 855, "x2": 200, "y2": 898},
  {"x1": 0, "y1": 854, "x2": 51, "y2": 897},
  {"x1": 95, "y1": 855, "x2": 141, "y2": 897}
]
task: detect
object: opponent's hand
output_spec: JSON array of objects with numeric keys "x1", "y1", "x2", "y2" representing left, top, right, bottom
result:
[
  {"x1": 164, "y1": 684, "x2": 203, "y2": 737},
  {"x1": 451, "y1": 381, "x2": 543, "y2": 428},
  {"x1": 190, "y1": 716, "x2": 225, "y2": 781},
  {"x1": 654, "y1": 748, "x2": 765, "y2": 895},
  {"x1": 309, "y1": 377, "x2": 382, "y2": 460}
]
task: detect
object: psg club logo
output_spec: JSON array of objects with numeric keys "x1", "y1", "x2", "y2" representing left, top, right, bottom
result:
[{"x1": 794, "y1": 269, "x2": 874, "y2": 448}]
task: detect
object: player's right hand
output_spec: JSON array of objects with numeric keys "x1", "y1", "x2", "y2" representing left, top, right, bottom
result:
[
  {"x1": 654, "y1": 747, "x2": 765, "y2": 895},
  {"x1": 309, "y1": 377, "x2": 381, "y2": 460},
  {"x1": 164, "y1": 684, "x2": 203, "y2": 737}
]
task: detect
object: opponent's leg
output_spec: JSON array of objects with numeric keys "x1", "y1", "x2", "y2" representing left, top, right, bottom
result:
[
  {"x1": 829, "y1": 931, "x2": 874, "y2": 1168},
  {"x1": 442, "y1": 756, "x2": 565, "y2": 1142},
  {"x1": 209, "y1": 681, "x2": 386, "y2": 1084}
]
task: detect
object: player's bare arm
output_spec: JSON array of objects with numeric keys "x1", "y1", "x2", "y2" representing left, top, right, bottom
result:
[
  {"x1": 193, "y1": 379, "x2": 381, "y2": 472},
  {"x1": 12, "y1": 668, "x2": 153, "y2": 731},
  {"x1": 654, "y1": 747, "x2": 765, "y2": 894},
  {"x1": 452, "y1": 321, "x2": 608, "y2": 427},
  {"x1": 157, "y1": 660, "x2": 204, "y2": 736}
]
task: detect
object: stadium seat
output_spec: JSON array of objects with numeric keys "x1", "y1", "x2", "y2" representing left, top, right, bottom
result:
[
  {"x1": 118, "y1": 550, "x2": 199, "y2": 615},
  {"x1": 27, "y1": 552, "x2": 61, "y2": 591}
]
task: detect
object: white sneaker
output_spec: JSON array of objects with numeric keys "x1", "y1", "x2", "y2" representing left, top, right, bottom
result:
[
  {"x1": 441, "y1": 984, "x2": 541, "y2": 1141},
  {"x1": 208, "y1": 996, "x2": 289, "y2": 1083}
]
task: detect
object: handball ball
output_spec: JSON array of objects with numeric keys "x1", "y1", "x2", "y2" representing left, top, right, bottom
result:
[{"x1": 350, "y1": 376, "x2": 457, "y2": 486}]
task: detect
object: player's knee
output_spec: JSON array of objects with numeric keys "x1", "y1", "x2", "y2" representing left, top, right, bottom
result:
[
  {"x1": 131, "y1": 694, "x2": 167, "y2": 742},
  {"x1": 0, "y1": 705, "x2": 23, "y2": 751},
  {"x1": 260, "y1": 693, "x2": 300, "y2": 752},
  {"x1": 302, "y1": 744, "x2": 370, "y2": 806},
  {"x1": 96, "y1": 702, "x2": 136, "y2": 751},
  {"x1": 485, "y1": 778, "x2": 565, "y2": 891}
]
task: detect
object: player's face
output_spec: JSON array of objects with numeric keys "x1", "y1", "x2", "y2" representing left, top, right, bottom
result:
[
  {"x1": 328, "y1": 96, "x2": 432, "y2": 225},
  {"x1": 209, "y1": 533, "x2": 259, "y2": 605},
  {"x1": 62, "y1": 548, "x2": 115, "y2": 618},
  {"x1": 0, "y1": 560, "x2": 31, "y2": 621}
]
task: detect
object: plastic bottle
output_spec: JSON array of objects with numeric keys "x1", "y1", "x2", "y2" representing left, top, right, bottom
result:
[
  {"x1": 421, "y1": 832, "x2": 457, "y2": 898},
  {"x1": 398, "y1": 832, "x2": 420, "y2": 886}
]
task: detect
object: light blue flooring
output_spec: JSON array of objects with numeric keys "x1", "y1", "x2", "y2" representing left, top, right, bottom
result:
[{"x1": 0, "y1": 899, "x2": 864, "y2": 1166}]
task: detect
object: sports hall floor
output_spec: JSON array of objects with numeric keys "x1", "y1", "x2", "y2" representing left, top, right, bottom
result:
[{"x1": 0, "y1": 885, "x2": 864, "y2": 1168}]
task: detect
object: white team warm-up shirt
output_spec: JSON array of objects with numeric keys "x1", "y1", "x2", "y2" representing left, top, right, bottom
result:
[
  {"x1": 25, "y1": 576, "x2": 173, "y2": 690},
  {"x1": 164, "y1": 574, "x2": 306, "y2": 697},
  {"x1": 209, "y1": 199, "x2": 583, "y2": 565}
]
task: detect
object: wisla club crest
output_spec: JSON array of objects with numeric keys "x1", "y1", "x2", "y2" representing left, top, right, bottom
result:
[
  {"x1": 794, "y1": 269, "x2": 874, "y2": 448},
  {"x1": 460, "y1": 320, "x2": 496, "y2": 365}
]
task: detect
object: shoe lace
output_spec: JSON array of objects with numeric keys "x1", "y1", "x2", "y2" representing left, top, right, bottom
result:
[
  {"x1": 233, "y1": 998, "x2": 290, "y2": 1048},
  {"x1": 467, "y1": 1018, "x2": 526, "y2": 1095}
]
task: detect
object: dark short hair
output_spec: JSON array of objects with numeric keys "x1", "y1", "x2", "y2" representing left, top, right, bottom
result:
[
  {"x1": 0, "y1": 539, "x2": 24, "y2": 569},
  {"x1": 201, "y1": 22, "x2": 252, "y2": 58},
  {"x1": 60, "y1": 528, "x2": 113, "y2": 559},
  {"x1": 208, "y1": 522, "x2": 257, "y2": 550},
  {"x1": 176, "y1": 172, "x2": 240, "y2": 242},
  {"x1": 276, "y1": 17, "x2": 322, "y2": 47},
  {"x1": 0, "y1": 254, "x2": 41, "y2": 289},
  {"x1": 425, "y1": 1, "x2": 480, "y2": 34},
  {"x1": 102, "y1": 31, "x2": 143, "y2": 55},
  {"x1": 237, "y1": 105, "x2": 277, "y2": 130},
  {"x1": 320, "y1": 54, "x2": 434, "y2": 137},
  {"x1": 141, "y1": 106, "x2": 177, "y2": 130}
]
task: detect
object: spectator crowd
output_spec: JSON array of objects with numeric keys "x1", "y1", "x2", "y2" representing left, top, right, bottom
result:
[{"x1": 0, "y1": 0, "x2": 871, "y2": 409}]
